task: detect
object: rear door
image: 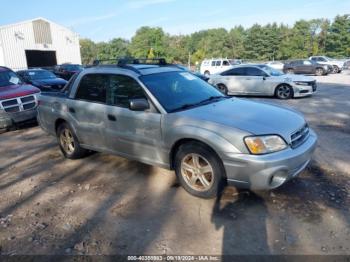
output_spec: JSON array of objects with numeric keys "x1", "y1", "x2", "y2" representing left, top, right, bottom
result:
[
  {"x1": 220, "y1": 67, "x2": 247, "y2": 94},
  {"x1": 104, "y1": 74, "x2": 163, "y2": 164},
  {"x1": 244, "y1": 67, "x2": 270, "y2": 94},
  {"x1": 70, "y1": 73, "x2": 108, "y2": 149}
]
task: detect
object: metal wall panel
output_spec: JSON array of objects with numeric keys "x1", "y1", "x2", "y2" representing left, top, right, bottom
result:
[{"x1": 0, "y1": 18, "x2": 81, "y2": 70}]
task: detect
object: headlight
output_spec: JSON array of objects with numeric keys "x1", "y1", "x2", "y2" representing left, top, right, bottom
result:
[
  {"x1": 294, "y1": 81, "x2": 309, "y2": 86},
  {"x1": 244, "y1": 135, "x2": 287, "y2": 155}
]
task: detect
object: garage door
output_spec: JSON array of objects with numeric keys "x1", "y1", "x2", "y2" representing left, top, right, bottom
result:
[{"x1": 25, "y1": 50, "x2": 57, "y2": 68}]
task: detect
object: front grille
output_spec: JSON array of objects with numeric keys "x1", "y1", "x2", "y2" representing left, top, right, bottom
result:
[
  {"x1": 21, "y1": 96, "x2": 35, "y2": 103},
  {"x1": 23, "y1": 102, "x2": 36, "y2": 110},
  {"x1": 2, "y1": 99, "x2": 18, "y2": 107},
  {"x1": 5, "y1": 106, "x2": 20, "y2": 113},
  {"x1": 291, "y1": 124, "x2": 309, "y2": 148},
  {"x1": 0, "y1": 95, "x2": 37, "y2": 113}
]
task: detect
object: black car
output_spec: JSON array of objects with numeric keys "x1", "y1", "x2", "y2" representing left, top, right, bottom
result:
[
  {"x1": 283, "y1": 60, "x2": 330, "y2": 76},
  {"x1": 54, "y1": 64, "x2": 83, "y2": 80},
  {"x1": 17, "y1": 69, "x2": 67, "y2": 91}
]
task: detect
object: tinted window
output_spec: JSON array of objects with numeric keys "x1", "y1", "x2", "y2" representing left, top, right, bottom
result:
[
  {"x1": 211, "y1": 61, "x2": 216, "y2": 66},
  {"x1": 245, "y1": 67, "x2": 265, "y2": 76},
  {"x1": 63, "y1": 64, "x2": 83, "y2": 71},
  {"x1": 221, "y1": 67, "x2": 246, "y2": 76},
  {"x1": 215, "y1": 61, "x2": 221, "y2": 66},
  {"x1": 26, "y1": 70, "x2": 56, "y2": 80},
  {"x1": 0, "y1": 70, "x2": 22, "y2": 87},
  {"x1": 107, "y1": 75, "x2": 146, "y2": 108},
  {"x1": 75, "y1": 74, "x2": 107, "y2": 103}
]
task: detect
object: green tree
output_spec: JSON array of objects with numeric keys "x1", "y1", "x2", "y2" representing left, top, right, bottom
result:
[
  {"x1": 79, "y1": 38, "x2": 98, "y2": 65},
  {"x1": 326, "y1": 15, "x2": 350, "y2": 57},
  {"x1": 129, "y1": 27, "x2": 168, "y2": 59}
]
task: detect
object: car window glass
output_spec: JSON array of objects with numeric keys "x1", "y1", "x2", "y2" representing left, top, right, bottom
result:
[
  {"x1": 222, "y1": 60, "x2": 229, "y2": 66},
  {"x1": 75, "y1": 74, "x2": 107, "y2": 103},
  {"x1": 221, "y1": 67, "x2": 246, "y2": 76},
  {"x1": 215, "y1": 61, "x2": 221, "y2": 66},
  {"x1": 245, "y1": 67, "x2": 265, "y2": 76},
  {"x1": 107, "y1": 75, "x2": 146, "y2": 108},
  {"x1": 211, "y1": 61, "x2": 216, "y2": 66}
]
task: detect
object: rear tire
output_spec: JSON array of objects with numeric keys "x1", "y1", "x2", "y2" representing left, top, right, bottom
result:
[
  {"x1": 332, "y1": 65, "x2": 340, "y2": 74},
  {"x1": 174, "y1": 142, "x2": 226, "y2": 199},
  {"x1": 216, "y1": 83, "x2": 228, "y2": 95},
  {"x1": 204, "y1": 71, "x2": 210, "y2": 77},
  {"x1": 57, "y1": 122, "x2": 88, "y2": 159},
  {"x1": 275, "y1": 84, "x2": 293, "y2": 99},
  {"x1": 315, "y1": 68, "x2": 325, "y2": 76}
]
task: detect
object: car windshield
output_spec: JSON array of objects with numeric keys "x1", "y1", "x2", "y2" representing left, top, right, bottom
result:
[
  {"x1": 257, "y1": 65, "x2": 284, "y2": 76},
  {"x1": 140, "y1": 71, "x2": 226, "y2": 113},
  {"x1": 26, "y1": 70, "x2": 56, "y2": 80},
  {"x1": 63, "y1": 65, "x2": 83, "y2": 71},
  {"x1": 0, "y1": 70, "x2": 22, "y2": 87}
]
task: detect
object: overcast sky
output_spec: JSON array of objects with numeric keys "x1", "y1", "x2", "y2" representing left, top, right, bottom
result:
[{"x1": 1, "y1": 0, "x2": 349, "y2": 42}]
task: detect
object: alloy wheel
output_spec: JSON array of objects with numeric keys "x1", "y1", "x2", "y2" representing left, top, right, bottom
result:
[
  {"x1": 60, "y1": 128, "x2": 75, "y2": 154},
  {"x1": 277, "y1": 85, "x2": 291, "y2": 99},
  {"x1": 315, "y1": 68, "x2": 323, "y2": 76},
  {"x1": 180, "y1": 153, "x2": 214, "y2": 192}
]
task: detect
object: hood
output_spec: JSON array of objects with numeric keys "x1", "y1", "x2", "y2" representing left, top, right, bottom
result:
[
  {"x1": 0, "y1": 84, "x2": 40, "y2": 100},
  {"x1": 178, "y1": 98, "x2": 306, "y2": 143},
  {"x1": 280, "y1": 74, "x2": 315, "y2": 82},
  {"x1": 31, "y1": 78, "x2": 67, "y2": 87}
]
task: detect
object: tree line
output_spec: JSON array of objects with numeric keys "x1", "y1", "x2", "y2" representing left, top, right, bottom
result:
[{"x1": 80, "y1": 14, "x2": 350, "y2": 65}]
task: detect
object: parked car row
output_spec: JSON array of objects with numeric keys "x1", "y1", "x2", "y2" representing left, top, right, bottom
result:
[{"x1": 201, "y1": 56, "x2": 346, "y2": 78}]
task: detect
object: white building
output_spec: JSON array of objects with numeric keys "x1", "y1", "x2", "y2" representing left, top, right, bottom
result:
[{"x1": 0, "y1": 17, "x2": 81, "y2": 70}]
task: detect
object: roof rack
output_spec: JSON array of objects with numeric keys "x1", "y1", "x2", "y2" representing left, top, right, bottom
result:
[
  {"x1": 92, "y1": 57, "x2": 167, "y2": 66},
  {"x1": 91, "y1": 57, "x2": 186, "y2": 74}
]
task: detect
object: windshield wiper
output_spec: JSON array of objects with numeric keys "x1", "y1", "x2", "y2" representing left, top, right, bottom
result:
[
  {"x1": 198, "y1": 95, "x2": 228, "y2": 104},
  {"x1": 170, "y1": 96, "x2": 228, "y2": 113}
]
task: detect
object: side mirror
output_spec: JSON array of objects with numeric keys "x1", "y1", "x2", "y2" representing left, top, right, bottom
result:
[{"x1": 129, "y1": 98, "x2": 150, "y2": 111}]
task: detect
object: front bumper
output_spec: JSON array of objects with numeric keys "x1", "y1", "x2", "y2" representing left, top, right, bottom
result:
[
  {"x1": 292, "y1": 82, "x2": 317, "y2": 97},
  {"x1": 0, "y1": 108, "x2": 37, "y2": 130},
  {"x1": 222, "y1": 129, "x2": 317, "y2": 190}
]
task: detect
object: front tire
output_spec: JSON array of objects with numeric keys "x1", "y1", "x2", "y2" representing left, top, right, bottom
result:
[
  {"x1": 216, "y1": 83, "x2": 228, "y2": 95},
  {"x1": 315, "y1": 68, "x2": 325, "y2": 76},
  {"x1": 275, "y1": 84, "x2": 293, "y2": 99},
  {"x1": 57, "y1": 122, "x2": 88, "y2": 159},
  {"x1": 286, "y1": 68, "x2": 294, "y2": 74},
  {"x1": 332, "y1": 65, "x2": 340, "y2": 74},
  {"x1": 204, "y1": 71, "x2": 210, "y2": 77},
  {"x1": 174, "y1": 142, "x2": 226, "y2": 199}
]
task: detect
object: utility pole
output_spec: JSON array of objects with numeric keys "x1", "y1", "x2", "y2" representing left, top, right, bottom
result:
[{"x1": 188, "y1": 52, "x2": 191, "y2": 70}]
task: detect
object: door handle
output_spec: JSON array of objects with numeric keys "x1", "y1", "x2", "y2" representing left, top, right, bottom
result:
[
  {"x1": 69, "y1": 107, "x2": 76, "y2": 113},
  {"x1": 107, "y1": 114, "x2": 117, "y2": 121}
]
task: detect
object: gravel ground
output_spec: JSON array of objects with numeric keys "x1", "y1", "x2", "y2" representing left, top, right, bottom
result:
[{"x1": 0, "y1": 71, "x2": 349, "y2": 256}]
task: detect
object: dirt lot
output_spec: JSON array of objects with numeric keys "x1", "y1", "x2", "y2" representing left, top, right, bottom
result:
[{"x1": 0, "y1": 71, "x2": 350, "y2": 256}]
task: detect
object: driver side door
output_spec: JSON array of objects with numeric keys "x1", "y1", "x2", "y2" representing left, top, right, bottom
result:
[{"x1": 104, "y1": 74, "x2": 163, "y2": 165}]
